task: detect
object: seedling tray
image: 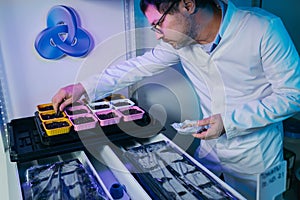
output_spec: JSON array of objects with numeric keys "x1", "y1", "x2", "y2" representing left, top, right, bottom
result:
[
  {"x1": 65, "y1": 105, "x2": 91, "y2": 118},
  {"x1": 95, "y1": 109, "x2": 122, "y2": 126},
  {"x1": 9, "y1": 111, "x2": 165, "y2": 163},
  {"x1": 87, "y1": 101, "x2": 112, "y2": 113},
  {"x1": 34, "y1": 111, "x2": 80, "y2": 145},
  {"x1": 110, "y1": 99, "x2": 135, "y2": 109},
  {"x1": 69, "y1": 113, "x2": 98, "y2": 131},
  {"x1": 8, "y1": 116, "x2": 83, "y2": 163},
  {"x1": 42, "y1": 118, "x2": 72, "y2": 136},
  {"x1": 38, "y1": 110, "x2": 66, "y2": 122},
  {"x1": 78, "y1": 111, "x2": 165, "y2": 143},
  {"x1": 117, "y1": 106, "x2": 145, "y2": 122},
  {"x1": 36, "y1": 103, "x2": 54, "y2": 113}
]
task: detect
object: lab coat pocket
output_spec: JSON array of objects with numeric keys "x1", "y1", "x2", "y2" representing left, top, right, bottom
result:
[
  {"x1": 218, "y1": 131, "x2": 266, "y2": 174},
  {"x1": 219, "y1": 123, "x2": 283, "y2": 175}
]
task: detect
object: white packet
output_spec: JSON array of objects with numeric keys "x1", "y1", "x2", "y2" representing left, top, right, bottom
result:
[{"x1": 171, "y1": 120, "x2": 210, "y2": 135}]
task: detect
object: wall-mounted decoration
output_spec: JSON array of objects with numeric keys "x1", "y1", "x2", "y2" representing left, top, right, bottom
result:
[{"x1": 35, "y1": 5, "x2": 93, "y2": 60}]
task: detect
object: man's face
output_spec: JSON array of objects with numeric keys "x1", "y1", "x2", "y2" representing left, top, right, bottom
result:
[{"x1": 145, "y1": 4, "x2": 195, "y2": 49}]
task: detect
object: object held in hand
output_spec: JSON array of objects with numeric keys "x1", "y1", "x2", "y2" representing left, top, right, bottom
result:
[
  {"x1": 55, "y1": 101, "x2": 63, "y2": 117},
  {"x1": 171, "y1": 120, "x2": 210, "y2": 135}
]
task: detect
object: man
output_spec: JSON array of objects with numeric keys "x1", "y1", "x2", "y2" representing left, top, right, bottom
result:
[{"x1": 52, "y1": 0, "x2": 300, "y2": 199}]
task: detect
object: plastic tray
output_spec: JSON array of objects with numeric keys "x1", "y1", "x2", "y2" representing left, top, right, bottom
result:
[
  {"x1": 42, "y1": 118, "x2": 72, "y2": 136},
  {"x1": 38, "y1": 110, "x2": 66, "y2": 122},
  {"x1": 66, "y1": 100, "x2": 84, "y2": 108},
  {"x1": 117, "y1": 106, "x2": 145, "y2": 122},
  {"x1": 104, "y1": 94, "x2": 126, "y2": 101},
  {"x1": 69, "y1": 113, "x2": 98, "y2": 131},
  {"x1": 8, "y1": 116, "x2": 83, "y2": 162},
  {"x1": 8, "y1": 112, "x2": 165, "y2": 162},
  {"x1": 65, "y1": 105, "x2": 90, "y2": 117},
  {"x1": 95, "y1": 109, "x2": 122, "y2": 126},
  {"x1": 64, "y1": 100, "x2": 86, "y2": 108},
  {"x1": 87, "y1": 101, "x2": 112, "y2": 113},
  {"x1": 90, "y1": 94, "x2": 126, "y2": 104},
  {"x1": 36, "y1": 103, "x2": 54, "y2": 113},
  {"x1": 19, "y1": 151, "x2": 112, "y2": 200},
  {"x1": 124, "y1": 140, "x2": 240, "y2": 200},
  {"x1": 110, "y1": 99, "x2": 135, "y2": 109},
  {"x1": 36, "y1": 110, "x2": 162, "y2": 146},
  {"x1": 34, "y1": 112, "x2": 80, "y2": 146}
]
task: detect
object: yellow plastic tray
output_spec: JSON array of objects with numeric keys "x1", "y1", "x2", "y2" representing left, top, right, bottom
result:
[
  {"x1": 39, "y1": 110, "x2": 66, "y2": 122},
  {"x1": 105, "y1": 94, "x2": 126, "y2": 101},
  {"x1": 42, "y1": 118, "x2": 72, "y2": 136},
  {"x1": 37, "y1": 103, "x2": 54, "y2": 113}
]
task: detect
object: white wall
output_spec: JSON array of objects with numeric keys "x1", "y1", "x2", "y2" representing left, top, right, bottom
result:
[{"x1": 0, "y1": 0, "x2": 127, "y2": 120}]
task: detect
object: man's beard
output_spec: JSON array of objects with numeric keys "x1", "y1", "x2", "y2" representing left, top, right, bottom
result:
[{"x1": 171, "y1": 36, "x2": 196, "y2": 49}]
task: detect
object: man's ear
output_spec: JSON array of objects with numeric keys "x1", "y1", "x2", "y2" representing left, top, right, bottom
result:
[{"x1": 182, "y1": 0, "x2": 196, "y2": 14}]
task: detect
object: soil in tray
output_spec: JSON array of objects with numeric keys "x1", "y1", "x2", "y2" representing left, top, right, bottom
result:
[
  {"x1": 113, "y1": 102, "x2": 131, "y2": 107},
  {"x1": 105, "y1": 94, "x2": 125, "y2": 101},
  {"x1": 92, "y1": 104, "x2": 110, "y2": 110},
  {"x1": 39, "y1": 105, "x2": 54, "y2": 112},
  {"x1": 71, "y1": 117, "x2": 95, "y2": 125},
  {"x1": 97, "y1": 112, "x2": 117, "y2": 120},
  {"x1": 121, "y1": 108, "x2": 143, "y2": 115},
  {"x1": 67, "y1": 101, "x2": 82, "y2": 107},
  {"x1": 41, "y1": 113, "x2": 64, "y2": 120},
  {"x1": 66, "y1": 109, "x2": 88, "y2": 115},
  {"x1": 45, "y1": 121, "x2": 69, "y2": 129}
]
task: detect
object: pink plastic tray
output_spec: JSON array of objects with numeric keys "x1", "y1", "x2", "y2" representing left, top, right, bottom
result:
[
  {"x1": 69, "y1": 113, "x2": 98, "y2": 131},
  {"x1": 68, "y1": 100, "x2": 84, "y2": 108},
  {"x1": 65, "y1": 105, "x2": 90, "y2": 118},
  {"x1": 118, "y1": 106, "x2": 145, "y2": 122},
  {"x1": 95, "y1": 109, "x2": 121, "y2": 126}
]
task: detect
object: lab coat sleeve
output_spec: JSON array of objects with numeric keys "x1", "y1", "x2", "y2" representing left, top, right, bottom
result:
[
  {"x1": 80, "y1": 42, "x2": 180, "y2": 101},
  {"x1": 224, "y1": 17, "x2": 300, "y2": 139}
]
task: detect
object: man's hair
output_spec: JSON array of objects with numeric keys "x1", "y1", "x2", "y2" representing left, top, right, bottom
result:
[{"x1": 140, "y1": 0, "x2": 216, "y2": 14}]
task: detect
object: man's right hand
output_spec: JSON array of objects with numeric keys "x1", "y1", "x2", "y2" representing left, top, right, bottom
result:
[{"x1": 51, "y1": 83, "x2": 87, "y2": 113}]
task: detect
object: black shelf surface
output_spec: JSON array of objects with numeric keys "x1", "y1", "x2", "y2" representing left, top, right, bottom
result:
[
  {"x1": 8, "y1": 117, "x2": 83, "y2": 163},
  {"x1": 8, "y1": 112, "x2": 165, "y2": 163}
]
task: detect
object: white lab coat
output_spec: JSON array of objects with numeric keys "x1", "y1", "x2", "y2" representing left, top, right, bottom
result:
[{"x1": 81, "y1": 1, "x2": 300, "y2": 198}]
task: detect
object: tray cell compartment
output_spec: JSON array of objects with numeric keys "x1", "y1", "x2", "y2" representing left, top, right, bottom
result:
[
  {"x1": 90, "y1": 94, "x2": 127, "y2": 104},
  {"x1": 37, "y1": 103, "x2": 54, "y2": 113},
  {"x1": 88, "y1": 101, "x2": 112, "y2": 113},
  {"x1": 95, "y1": 109, "x2": 122, "y2": 126},
  {"x1": 69, "y1": 113, "x2": 98, "y2": 131},
  {"x1": 38, "y1": 110, "x2": 66, "y2": 121},
  {"x1": 65, "y1": 100, "x2": 84, "y2": 108},
  {"x1": 42, "y1": 118, "x2": 72, "y2": 136},
  {"x1": 110, "y1": 99, "x2": 135, "y2": 109},
  {"x1": 65, "y1": 105, "x2": 90, "y2": 117},
  {"x1": 118, "y1": 106, "x2": 145, "y2": 122},
  {"x1": 104, "y1": 94, "x2": 126, "y2": 101}
]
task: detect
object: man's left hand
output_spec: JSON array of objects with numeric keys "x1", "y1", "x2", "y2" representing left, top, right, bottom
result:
[{"x1": 192, "y1": 114, "x2": 225, "y2": 140}]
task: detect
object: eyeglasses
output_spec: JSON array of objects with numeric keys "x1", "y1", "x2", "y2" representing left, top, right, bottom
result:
[{"x1": 151, "y1": 1, "x2": 178, "y2": 34}]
